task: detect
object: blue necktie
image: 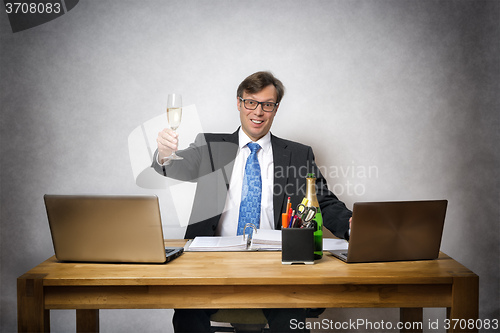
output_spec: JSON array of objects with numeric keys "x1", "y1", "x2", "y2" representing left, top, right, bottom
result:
[{"x1": 237, "y1": 143, "x2": 262, "y2": 236}]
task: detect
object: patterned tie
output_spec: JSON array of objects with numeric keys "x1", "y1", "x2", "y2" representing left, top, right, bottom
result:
[{"x1": 237, "y1": 143, "x2": 262, "y2": 236}]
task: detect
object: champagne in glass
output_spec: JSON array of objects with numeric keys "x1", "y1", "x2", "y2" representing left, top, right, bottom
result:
[
  {"x1": 166, "y1": 94, "x2": 183, "y2": 161},
  {"x1": 167, "y1": 107, "x2": 182, "y2": 130}
]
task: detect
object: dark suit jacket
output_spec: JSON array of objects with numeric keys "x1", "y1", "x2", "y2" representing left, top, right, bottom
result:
[{"x1": 153, "y1": 129, "x2": 351, "y2": 239}]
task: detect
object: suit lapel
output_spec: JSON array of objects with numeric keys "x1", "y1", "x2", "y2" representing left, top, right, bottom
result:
[
  {"x1": 209, "y1": 130, "x2": 239, "y2": 189},
  {"x1": 271, "y1": 134, "x2": 291, "y2": 229}
]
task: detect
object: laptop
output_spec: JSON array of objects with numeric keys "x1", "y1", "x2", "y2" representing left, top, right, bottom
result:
[
  {"x1": 44, "y1": 194, "x2": 184, "y2": 264},
  {"x1": 329, "y1": 200, "x2": 447, "y2": 263}
]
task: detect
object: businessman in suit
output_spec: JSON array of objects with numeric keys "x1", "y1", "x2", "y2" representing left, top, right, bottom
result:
[{"x1": 154, "y1": 71, "x2": 352, "y2": 332}]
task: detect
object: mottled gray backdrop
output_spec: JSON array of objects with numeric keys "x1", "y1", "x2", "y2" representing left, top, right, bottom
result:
[{"x1": 1, "y1": 1, "x2": 498, "y2": 332}]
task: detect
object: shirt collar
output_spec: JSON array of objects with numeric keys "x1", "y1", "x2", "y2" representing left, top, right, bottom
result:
[{"x1": 238, "y1": 128, "x2": 272, "y2": 153}]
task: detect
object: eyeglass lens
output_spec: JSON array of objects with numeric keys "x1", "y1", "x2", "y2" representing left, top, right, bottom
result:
[{"x1": 243, "y1": 99, "x2": 276, "y2": 112}]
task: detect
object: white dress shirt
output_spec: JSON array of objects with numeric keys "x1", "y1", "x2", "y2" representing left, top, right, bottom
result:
[{"x1": 216, "y1": 129, "x2": 274, "y2": 236}]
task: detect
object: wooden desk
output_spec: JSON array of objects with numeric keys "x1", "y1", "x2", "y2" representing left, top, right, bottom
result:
[{"x1": 18, "y1": 241, "x2": 478, "y2": 332}]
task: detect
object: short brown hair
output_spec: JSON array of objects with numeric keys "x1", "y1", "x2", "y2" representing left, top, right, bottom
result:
[{"x1": 237, "y1": 71, "x2": 285, "y2": 103}]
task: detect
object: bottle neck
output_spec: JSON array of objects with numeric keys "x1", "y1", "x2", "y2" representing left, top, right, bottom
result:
[{"x1": 305, "y1": 178, "x2": 319, "y2": 207}]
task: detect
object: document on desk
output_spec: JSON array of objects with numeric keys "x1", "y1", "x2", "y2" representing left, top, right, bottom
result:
[
  {"x1": 186, "y1": 230, "x2": 282, "y2": 251},
  {"x1": 185, "y1": 232, "x2": 348, "y2": 252},
  {"x1": 323, "y1": 238, "x2": 349, "y2": 251}
]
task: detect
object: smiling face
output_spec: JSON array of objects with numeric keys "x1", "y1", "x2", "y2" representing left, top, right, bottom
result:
[{"x1": 238, "y1": 84, "x2": 279, "y2": 142}]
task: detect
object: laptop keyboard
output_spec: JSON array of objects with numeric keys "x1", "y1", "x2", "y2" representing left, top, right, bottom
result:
[{"x1": 165, "y1": 248, "x2": 176, "y2": 255}]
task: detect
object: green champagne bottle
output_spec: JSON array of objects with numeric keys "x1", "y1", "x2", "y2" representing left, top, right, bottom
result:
[{"x1": 305, "y1": 173, "x2": 323, "y2": 259}]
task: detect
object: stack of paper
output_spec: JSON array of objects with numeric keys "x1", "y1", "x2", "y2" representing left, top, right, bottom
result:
[
  {"x1": 323, "y1": 238, "x2": 349, "y2": 251},
  {"x1": 186, "y1": 230, "x2": 283, "y2": 252},
  {"x1": 251, "y1": 229, "x2": 281, "y2": 250},
  {"x1": 185, "y1": 230, "x2": 348, "y2": 252},
  {"x1": 186, "y1": 236, "x2": 247, "y2": 251}
]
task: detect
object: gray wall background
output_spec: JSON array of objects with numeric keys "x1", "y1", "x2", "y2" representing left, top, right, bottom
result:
[{"x1": 1, "y1": 0, "x2": 498, "y2": 332}]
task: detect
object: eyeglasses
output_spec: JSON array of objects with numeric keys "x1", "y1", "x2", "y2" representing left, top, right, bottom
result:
[{"x1": 239, "y1": 97, "x2": 279, "y2": 112}]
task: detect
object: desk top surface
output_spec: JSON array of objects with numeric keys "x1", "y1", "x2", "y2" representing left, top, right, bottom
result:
[{"x1": 20, "y1": 240, "x2": 477, "y2": 287}]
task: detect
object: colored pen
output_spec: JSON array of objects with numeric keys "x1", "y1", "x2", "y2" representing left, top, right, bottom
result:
[
  {"x1": 282, "y1": 197, "x2": 292, "y2": 228},
  {"x1": 288, "y1": 210, "x2": 295, "y2": 228},
  {"x1": 282, "y1": 213, "x2": 289, "y2": 228}
]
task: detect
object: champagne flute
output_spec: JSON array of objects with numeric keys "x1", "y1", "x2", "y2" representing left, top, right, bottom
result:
[{"x1": 166, "y1": 93, "x2": 183, "y2": 161}]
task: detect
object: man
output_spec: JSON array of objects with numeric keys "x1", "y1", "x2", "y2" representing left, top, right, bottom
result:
[{"x1": 154, "y1": 71, "x2": 352, "y2": 332}]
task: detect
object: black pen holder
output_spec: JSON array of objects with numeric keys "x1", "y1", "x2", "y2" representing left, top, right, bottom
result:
[{"x1": 281, "y1": 228, "x2": 315, "y2": 265}]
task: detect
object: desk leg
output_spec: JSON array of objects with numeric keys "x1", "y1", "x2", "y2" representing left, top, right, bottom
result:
[
  {"x1": 77, "y1": 309, "x2": 99, "y2": 333},
  {"x1": 400, "y1": 308, "x2": 423, "y2": 333},
  {"x1": 447, "y1": 276, "x2": 479, "y2": 333},
  {"x1": 17, "y1": 274, "x2": 49, "y2": 333}
]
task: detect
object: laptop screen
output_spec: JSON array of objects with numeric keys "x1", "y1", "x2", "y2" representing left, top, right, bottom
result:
[{"x1": 45, "y1": 194, "x2": 177, "y2": 263}]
